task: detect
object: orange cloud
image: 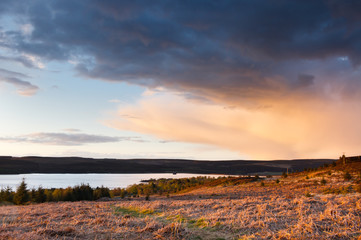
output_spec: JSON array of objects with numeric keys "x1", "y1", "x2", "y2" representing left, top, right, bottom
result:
[{"x1": 105, "y1": 91, "x2": 361, "y2": 159}]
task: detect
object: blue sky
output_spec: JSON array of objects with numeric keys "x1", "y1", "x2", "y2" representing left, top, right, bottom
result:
[
  {"x1": 0, "y1": 56, "x2": 240, "y2": 159},
  {"x1": 0, "y1": 35, "x2": 240, "y2": 159},
  {"x1": 1, "y1": 1, "x2": 361, "y2": 160}
]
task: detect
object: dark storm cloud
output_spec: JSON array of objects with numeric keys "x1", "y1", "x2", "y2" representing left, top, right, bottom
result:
[
  {"x1": 0, "y1": 132, "x2": 147, "y2": 146},
  {"x1": 2, "y1": 0, "x2": 361, "y2": 102},
  {"x1": 296, "y1": 74, "x2": 315, "y2": 88}
]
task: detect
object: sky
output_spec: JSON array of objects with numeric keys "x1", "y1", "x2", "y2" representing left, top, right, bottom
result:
[{"x1": 1, "y1": 1, "x2": 361, "y2": 160}]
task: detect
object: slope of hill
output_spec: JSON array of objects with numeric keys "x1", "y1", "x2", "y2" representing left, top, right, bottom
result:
[{"x1": 0, "y1": 156, "x2": 335, "y2": 174}]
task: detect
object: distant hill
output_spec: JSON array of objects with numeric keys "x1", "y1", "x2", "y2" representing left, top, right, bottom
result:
[{"x1": 0, "y1": 156, "x2": 335, "y2": 175}]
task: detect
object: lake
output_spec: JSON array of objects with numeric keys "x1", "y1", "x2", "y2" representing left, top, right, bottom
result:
[{"x1": 0, "y1": 173, "x2": 227, "y2": 190}]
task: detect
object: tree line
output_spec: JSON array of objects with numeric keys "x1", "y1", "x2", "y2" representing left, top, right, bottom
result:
[
  {"x1": 0, "y1": 176, "x2": 259, "y2": 205},
  {"x1": 0, "y1": 179, "x2": 110, "y2": 205}
]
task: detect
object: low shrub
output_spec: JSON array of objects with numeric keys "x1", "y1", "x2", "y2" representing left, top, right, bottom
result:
[{"x1": 344, "y1": 172, "x2": 352, "y2": 181}]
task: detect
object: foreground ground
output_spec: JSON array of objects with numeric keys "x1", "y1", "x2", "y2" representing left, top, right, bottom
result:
[{"x1": 1, "y1": 168, "x2": 361, "y2": 239}]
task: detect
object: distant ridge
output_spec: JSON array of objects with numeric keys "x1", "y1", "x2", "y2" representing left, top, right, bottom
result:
[{"x1": 0, "y1": 156, "x2": 335, "y2": 175}]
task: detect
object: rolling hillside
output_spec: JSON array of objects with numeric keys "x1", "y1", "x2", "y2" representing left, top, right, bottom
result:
[{"x1": 0, "y1": 156, "x2": 335, "y2": 174}]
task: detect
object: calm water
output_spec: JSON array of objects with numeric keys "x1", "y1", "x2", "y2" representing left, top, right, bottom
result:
[{"x1": 0, "y1": 173, "x2": 225, "y2": 190}]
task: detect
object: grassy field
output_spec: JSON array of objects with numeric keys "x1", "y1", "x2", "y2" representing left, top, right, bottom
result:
[{"x1": 1, "y1": 164, "x2": 361, "y2": 239}]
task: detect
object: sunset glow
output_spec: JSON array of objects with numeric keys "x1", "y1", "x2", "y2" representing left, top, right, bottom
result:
[{"x1": 1, "y1": 1, "x2": 361, "y2": 159}]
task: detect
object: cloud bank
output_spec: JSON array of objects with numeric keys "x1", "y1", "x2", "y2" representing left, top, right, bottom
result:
[
  {"x1": 106, "y1": 92, "x2": 361, "y2": 159},
  {"x1": 0, "y1": 1, "x2": 360, "y2": 103},
  {"x1": 0, "y1": 132, "x2": 145, "y2": 146}
]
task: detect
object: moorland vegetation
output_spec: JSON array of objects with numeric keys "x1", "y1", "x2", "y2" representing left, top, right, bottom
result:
[{"x1": 0, "y1": 155, "x2": 361, "y2": 239}]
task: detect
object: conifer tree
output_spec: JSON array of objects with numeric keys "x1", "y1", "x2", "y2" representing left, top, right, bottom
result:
[
  {"x1": 14, "y1": 178, "x2": 29, "y2": 205},
  {"x1": 34, "y1": 186, "x2": 46, "y2": 203}
]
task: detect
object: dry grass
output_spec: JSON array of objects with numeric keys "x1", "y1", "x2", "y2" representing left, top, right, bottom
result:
[{"x1": 1, "y1": 171, "x2": 361, "y2": 239}]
